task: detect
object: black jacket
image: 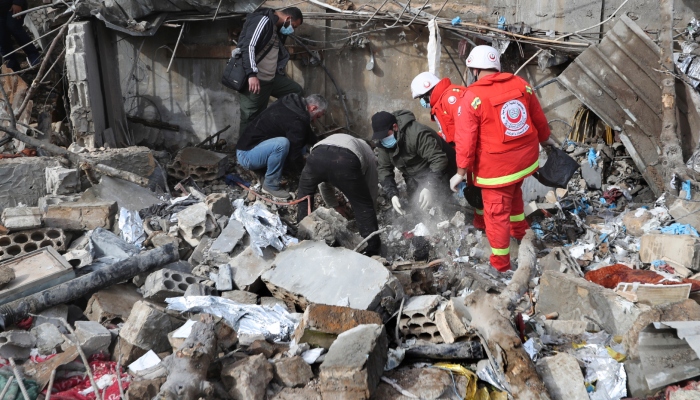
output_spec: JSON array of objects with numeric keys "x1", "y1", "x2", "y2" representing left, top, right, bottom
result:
[
  {"x1": 0, "y1": 0, "x2": 27, "y2": 12},
  {"x1": 236, "y1": 93, "x2": 317, "y2": 169},
  {"x1": 238, "y1": 8, "x2": 291, "y2": 78}
]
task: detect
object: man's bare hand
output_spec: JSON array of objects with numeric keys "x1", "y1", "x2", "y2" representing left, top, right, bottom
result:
[
  {"x1": 10, "y1": 4, "x2": 22, "y2": 16},
  {"x1": 248, "y1": 76, "x2": 260, "y2": 94}
]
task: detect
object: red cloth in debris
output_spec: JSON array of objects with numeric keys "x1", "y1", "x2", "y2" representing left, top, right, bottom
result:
[
  {"x1": 0, "y1": 148, "x2": 37, "y2": 158},
  {"x1": 665, "y1": 380, "x2": 700, "y2": 400},
  {"x1": 584, "y1": 264, "x2": 700, "y2": 292},
  {"x1": 47, "y1": 353, "x2": 130, "y2": 400}
]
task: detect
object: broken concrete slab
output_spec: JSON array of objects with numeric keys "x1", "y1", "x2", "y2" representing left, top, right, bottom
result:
[
  {"x1": 221, "y1": 289, "x2": 258, "y2": 304},
  {"x1": 81, "y1": 176, "x2": 161, "y2": 212},
  {"x1": 205, "y1": 192, "x2": 233, "y2": 217},
  {"x1": 91, "y1": 227, "x2": 140, "y2": 261},
  {"x1": 177, "y1": 202, "x2": 216, "y2": 247},
  {"x1": 0, "y1": 156, "x2": 62, "y2": 213},
  {"x1": 85, "y1": 283, "x2": 143, "y2": 325},
  {"x1": 637, "y1": 321, "x2": 700, "y2": 391},
  {"x1": 0, "y1": 227, "x2": 67, "y2": 262},
  {"x1": 0, "y1": 330, "x2": 36, "y2": 359},
  {"x1": 45, "y1": 166, "x2": 79, "y2": 195},
  {"x1": 640, "y1": 234, "x2": 700, "y2": 272},
  {"x1": 669, "y1": 198, "x2": 700, "y2": 232},
  {"x1": 0, "y1": 246, "x2": 75, "y2": 306},
  {"x1": 79, "y1": 146, "x2": 156, "y2": 179},
  {"x1": 167, "y1": 147, "x2": 228, "y2": 182},
  {"x1": 293, "y1": 304, "x2": 383, "y2": 349},
  {"x1": 74, "y1": 320, "x2": 112, "y2": 356},
  {"x1": 535, "y1": 353, "x2": 588, "y2": 400},
  {"x1": 262, "y1": 241, "x2": 403, "y2": 319},
  {"x1": 31, "y1": 323, "x2": 65, "y2": 355},
  {"x1": 297, "y1": 207, "x2": 363, "y2": 250},
  {"x1": 1, "y1": 206, "x2": 42, "y2": 231},
  {"x1": 209, "y1": 220, "x2": 246, "y2": 262},
  {"x1": 120, "y1": 300, "x2": 176, "y2": 353},
  {"x1": 319, "y1": 324, "x2": 388, "y2": 399},
  {"x1": 273, "y1": 356, "x2": 313, "y2": 388},
  {"x1": 222, "y1": 353, "x2": 273, "y2": 400},
  {"x1": 44, "y1": 200, "x2": 118, "y2": 230},
  {"x1": 229, "y1": 245, "x2": 276, "y2": 293}
]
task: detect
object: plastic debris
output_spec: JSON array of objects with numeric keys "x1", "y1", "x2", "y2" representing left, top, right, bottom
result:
[
  {"x1": 232, "y1": 198, "x2": 295, "y2": 257},
  {"x1": 659, "y1": 223, "x2": 699, "y2": 237},
  {"x1": 575, "y1": 344, "x2": 627, "y2": 400},
  {"x1": 587, "y1": 148, "x2": 598, "y2": 167},
  {"x1": 451, "y1": 16, "x2": 461, "y2": 26},
  {"x1": 410, "y1": 223, "x2": 430, "y2": 237},
  {"x1": 683, "y1": 180, "x2": 693, "y2": 200}
]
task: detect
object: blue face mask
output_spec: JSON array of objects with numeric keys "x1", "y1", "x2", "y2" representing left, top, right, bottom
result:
[
  {"x1": 420, "y1": 97, "x2": 430, "y2": 108},
  {"x1": 381, "y1": 134, "x2": 397, "y2": 149},
  {"x1": 280, "y1": 20, "x2": 294, "y2": 35}
]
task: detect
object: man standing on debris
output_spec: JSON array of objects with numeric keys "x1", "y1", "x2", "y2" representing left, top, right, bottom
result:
[
  {"x1": 450, "y1": 45, "x2": 555, "y2": 272},
  {"x1": 372, "y1": 110, "x2": 456, "y2": 215},
  {"x1": 236, "y1": 93, "x2": 327, "y2": 199},
  {"x1": 411, "y1": 71, "x2": 485, "y2": 230},
  {"x1": 296, "y1": 133, "x2": 381, "y2": 256},
  {"x1": 0, "y1": 0, "x2": 41, "y2": 72},
  {"x1": 237, "y1": 7, "x2": 304, "y2": 133}
]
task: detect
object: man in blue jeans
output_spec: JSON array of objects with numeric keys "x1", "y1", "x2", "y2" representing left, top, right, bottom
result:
[
  {"x1": 235, "y1": 93, "x2": 327, "y2": 199},
  {"x1": 0, "y1": 0, "x2": 40, "y2": 72}
]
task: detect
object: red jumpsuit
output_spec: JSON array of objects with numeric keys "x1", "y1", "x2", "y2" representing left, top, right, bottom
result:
[
  {"x1": 429, "y1": 78, "x2": 486, "y2": 229},
  {"x1": 454, "y1": 73, "x2": 551, "y2": 272}
]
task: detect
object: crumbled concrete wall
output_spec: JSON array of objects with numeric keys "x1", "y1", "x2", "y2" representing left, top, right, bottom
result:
[{"x1": 0, "y1": 157, "x2": 62, "y2": 214}]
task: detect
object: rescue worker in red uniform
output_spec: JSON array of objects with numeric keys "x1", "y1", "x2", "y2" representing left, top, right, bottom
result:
[
  {"x1": 411, "y1": 71, "x2": 486, "y2": 230},
  {"x1": 450, "y1": 45, "x2": 556, "y2": 272}
]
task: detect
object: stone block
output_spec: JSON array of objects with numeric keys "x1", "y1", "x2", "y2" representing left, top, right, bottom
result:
[
  {"x1": 272, "y1": 388, "x2": 322, "y2": 400},
  {"x1": 44, "y1": 201, "x2": 117, "y2": 231},
  {"x1": 167, "y1": 147, "x2": 228, "y2": 182},
  {"x1": 222, "y1": 289, "x2": 258, "y2": 304},
  {"x1": 85, "y1": 283, "x2": 143, "y2": 325},
  {"x1": 537, "y1": 271, "x2": 648, "y2": 336},
  {"x1": 222, "y1": 353, "x2": 273, "y2": 400},
  {"x1": 31, "y1": 323, "x2": 65, "y2": 355},
  {"x1": 319, "y1": 324, "x2": 388, "y2": 400},
  {"x1": 1, "y1": 206, "x2": 42, "y2": 231},
  {"x1": 535, "y1": 353, "x2": 589, "y2": 400},
  {"x1": 639, "y1": 234, "x2": 700, "y2": 272},
  {"x1": 230, "y1": 246, "x2": 276, "y2": 293},
  {"x1": 0, "y1": 156, "x2": 62, "y2": 214},
  {"x1": 216, "y1": 263, "x2": 234, "y2": 291},
  {"x1": 45, "y1": 167, "x2": 79, "y2": 195},
  {"x1": 0, "y1": 330, "x2": 36, "y2": 359},
  {"x1": 119, "y1": 301, "x2": 174, "y2": 353},
  {"x1": 209, "y1": 220, "x2": 246, "y2": 261},
  {"x1": 247, "y1": 339, "x2": 276, "y2": 358},
  {"x1": 142, "y1": 269, "x2": 207, "y2": 303},
  {"x1": 177, "y1": 202, "x2": 216, "y2": 247},
  {"x1": 273, "y1": 356, "x2": 313, "y2": 388},
  {"x1": 399, "y1": 295, "x2": 443, "y2": 343},
  {"x1": 435, "y1": 299, "x2": 469, "y2": 344},
  {"x1": 293, "y1": 304, "x2": 383, "y2": 349},
  {"x1": 74, "y1": 321, "x2": 112, "y2": 356},
  {"x1": 623, "y1": 209, "x2": 653, "y2": 237},
  {"x1": 0, "y1": 227, "x2": 67, "y2": 261},
  {"x1": 262, "y1": 241, "x2": 403, "y2": 320},
  {"x1": 205, "y1": 192, "x2": 233, "y2": 216},
  {"x1": 297, "y1": 207, "x2": 362, "y2": 250}
]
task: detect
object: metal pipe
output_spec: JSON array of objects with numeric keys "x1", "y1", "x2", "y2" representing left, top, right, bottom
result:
[{"x1": 167, "y1": 23, "x2": 186, "y2": 73}]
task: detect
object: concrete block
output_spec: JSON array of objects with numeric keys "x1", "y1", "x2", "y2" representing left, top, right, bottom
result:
[
  {"x1": 0, "y1": 247, "x2": 75, "y2": 306},
  {"x1": 216, "y1": 263, "x2": 234, "y2": 291},
  {"x1": 74, "y1": 321, "x2": 112, "y2": 356},
  {"x1": 222, "y1": 289, "x2": 258, "y2": 304},
  {"x1": 319, "y1": 324, "x2": 388, "y2": 400},
  {"x1": 167, "y1": 147, "x2": 228, "y2": 182},
  {"x1": 535, "y1": 353, "x2": 589, "y2": 400},
  {"x1": 45, "y1": 166, "x2": 79, "y2": 195},
  {"x1": 38, "y1": 194, "x2": 81, "y2": 211},
  {"x1": 205, "y1": 192, "x2": 233, "y2": 216},
  {"x1": 435, "y1": 299, "x2": 469, "y2": 344},
  {"x1": 297, "y1": 207, "x2": 362, "y2": 250},
  {"x1": 1, "y1": 206, "x2": 42, "y2": 231},
  {"x1": 0, "y1": 156, "x2": 62, "y2": 214},
  {"x1": 262, "y1": 241, "x2": 404, "y2": 319},
  {"x1": 230, "y1": 246, "x2": 276, "y2": 293},
  {"x1": 119, "y1": 301, "x2": 174, "y2": 353},
  {"x1": 184, "y1": 283, "x2": 217, "y2": 297},
  {"x1": 669, "y1": 199, "x2": 700, "y2": 232},
  {"x1": 177, "y1": 203, "x2": 215, "y2": 247},
  {"x1": 0, "y1": 330, "x2": 36, "y2": 359},
  {"x1": 537, "y1": 271, "x2": 648, "y2": 336},
  {"x1": 450, "y1": 211, "x2": 465, "y2": 228},
  {"x1": 31, "y1": 323, "x2": 65, "y2": 355},
  {"x1": 142, "y1": 269, "x2": 207, "y2": 303},
  {"x1": 44, "y1": 201, "x2": 117, "y2": 230},
  {"x1": 209, "y1": 220, "x2": 245, "y2": 261},
  {"x1": 85, "y1": 283, "x2": 143, "y2": 325},
  {"x1": 273, "y1": 356, "x2": 313, "y2": 388},
  {"x1": 222, "y1": 353, "x2": 273, "y2": 400},
  {"x1": 640, "y1": 234, "x2": 700, "y2": 272},
  {"x1": 79, "y1": 147, "x2": 156, "y2": 181},
  {"x1": 399, "y1": 295, "x2": 443, "y2": 343},
  {"x1": 293, "y1": 304, "x2": 383, "y2": 349},
  {"x1": 0, "y1": 227, "x2": 67, "y2": 262}
]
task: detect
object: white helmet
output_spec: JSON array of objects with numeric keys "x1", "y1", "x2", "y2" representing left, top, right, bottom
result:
[
  {"x1": 466, "y1": 45, "x2": 501, "y2": 72},
  {"x1": 410, "y1": 72, "x2": 441, "y2": 99}
]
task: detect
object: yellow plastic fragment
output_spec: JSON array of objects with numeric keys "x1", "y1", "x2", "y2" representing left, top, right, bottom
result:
[{"x1": 433, "y1": 363, "x2": 477, "y2": 399}]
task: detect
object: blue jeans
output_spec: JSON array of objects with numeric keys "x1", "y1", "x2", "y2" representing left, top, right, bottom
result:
[
  {"x1": 236, "y1": 137, "x2": 290, "y2": 190},
  {"x1": 0, "y1": 12, "x2": 40, "y2": 72}
]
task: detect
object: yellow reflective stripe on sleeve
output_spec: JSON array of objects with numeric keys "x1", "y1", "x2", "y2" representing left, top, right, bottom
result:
[
  {"x1": 492, "y1": 247, "x2": 510, "y2": 256},
  {"x1": 475, "y1": 209, "x2": 484, "y2": 215},
  {"x1": 471, "y1": 97, "x2": 481, "y2": 109},
  {"x1": 476, "y1": 160, "x2": 539, "y2": 186},
  {"x1": 510, "y1": 213, "x2": 525, "y2": 222},
  {"x1": 525, "y1": 85, "x2": 533, "y2": 94}
]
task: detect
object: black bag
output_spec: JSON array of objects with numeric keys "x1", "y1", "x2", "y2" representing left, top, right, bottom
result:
[
  {"x1": 222, "y1": 35, "x2": 278, "y2": 92},
  {"x1": 534, "y1": 147, "x2": 580, "y2": 188},
  {"x1": 462, "y1": 184, "x2": 484, "y2": 209}
]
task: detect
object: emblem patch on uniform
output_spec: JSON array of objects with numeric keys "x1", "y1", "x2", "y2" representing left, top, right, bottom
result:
[
  {"x1": 500, "y1": 100, "x2": 530, "y2": 137},
  {"x1": 488, "y1": 52, "x2": 497, "y2": 62},
  {"x1": 448, "y1": 96, "x2": 457, "y2": 104},
  {"x1": 423, "y1": 81, "x2": 431, "y2": 88},
  {"x1": 471, "y1": 97, "x2": 481, "y2": 109},
  {"x1": 525, "y1": 85, "x2": 533, "y2": 94}
]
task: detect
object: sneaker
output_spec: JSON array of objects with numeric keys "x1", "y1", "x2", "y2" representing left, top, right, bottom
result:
[{"x1": 262, "y1": 185, "x2": 291, "y2": 199}]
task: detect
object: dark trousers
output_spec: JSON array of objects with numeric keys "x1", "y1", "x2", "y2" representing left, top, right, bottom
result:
[
  {"x1": 297, "y1": 145, "x2": 381, "y2": 256},
  {"x1": 0, "y1": 12, "x2": 39, "y2": 72}
]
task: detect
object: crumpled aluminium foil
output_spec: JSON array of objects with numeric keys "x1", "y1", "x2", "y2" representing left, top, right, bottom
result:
[{"x1": 232, "y1": 199, "x2": 293, "y2": 257}]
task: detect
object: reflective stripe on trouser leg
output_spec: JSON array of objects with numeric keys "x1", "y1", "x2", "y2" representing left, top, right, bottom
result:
[
  {"x1": 481, "y1": 186, "x2": 514, "y2": 272},
  {"x1": 491, "y1": 247, "x2": 510, "y2": 255},
  {"x1": 509, "y1": 180, "x2": 528, "y2": 240}
]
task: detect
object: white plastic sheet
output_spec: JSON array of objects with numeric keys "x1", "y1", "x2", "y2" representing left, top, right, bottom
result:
[{"x1": 427, "y1": 19, "x2": 441, "y2": 76}]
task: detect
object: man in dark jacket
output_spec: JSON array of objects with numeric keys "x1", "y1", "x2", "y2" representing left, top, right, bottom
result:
[
  {"x1": 0, "y1": 0, "x2": 40, "y2": 72},
  {"x1": 237, "y1": 7, "x2": 304, "y2": 133},
  {"x1": 372, "y1": 110, "x2": 457, "y2": 215},
  {"x1": 236, "y1": 93, "x2": 326, "y2": 199}
]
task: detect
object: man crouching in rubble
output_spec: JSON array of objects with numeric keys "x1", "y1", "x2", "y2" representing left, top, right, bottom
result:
[
  {"x1": 372, "y1": 110, "x2": 457, "y2": 215},
  {"x1": 450, "y1": 45, "x2": 556, "y2": 272},
  {"x1": 235, "y1": 93, "x2": 327, "y2": 199},
  {"x1": 296, "y1": 133, "x2": 381, "y2": 256}
]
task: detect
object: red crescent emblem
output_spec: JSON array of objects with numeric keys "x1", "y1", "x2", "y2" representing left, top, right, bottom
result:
[{"x1": 423, "y1": 81, "x2": 431, "y2": 88}]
